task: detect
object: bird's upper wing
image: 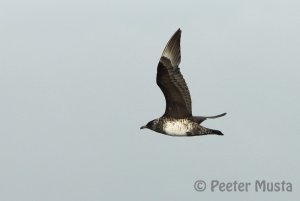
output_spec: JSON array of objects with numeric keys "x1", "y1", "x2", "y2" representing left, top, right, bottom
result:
[{"x1": 156, "y1": 29, "x2": 192, "y2": 118}]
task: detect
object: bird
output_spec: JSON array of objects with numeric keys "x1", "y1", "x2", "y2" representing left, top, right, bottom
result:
[{"x1": 140, "y1": 29, "x2": 226, "y2": 136}]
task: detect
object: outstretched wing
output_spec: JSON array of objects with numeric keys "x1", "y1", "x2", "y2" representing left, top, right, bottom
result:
[
  {"x1": 193, "y1": 113, "x2": 227, "y2": 124},
  {"x1": 156, "y1": 29, "x2": 192, "y2": 118}
]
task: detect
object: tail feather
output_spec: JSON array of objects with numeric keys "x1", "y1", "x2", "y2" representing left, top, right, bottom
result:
[
  {"x1": 210, "y1": 129, "x2": 224, "y2": 135},
  {"x1": 193, "y1": 112, "x2": 227, "y2": 124}
]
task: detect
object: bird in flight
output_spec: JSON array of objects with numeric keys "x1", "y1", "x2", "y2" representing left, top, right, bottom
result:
[{"x1": 140, "y1": 29, "x2": 226, "y2": 136}]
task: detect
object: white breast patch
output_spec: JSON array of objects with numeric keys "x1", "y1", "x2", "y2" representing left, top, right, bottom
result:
[{"x1": 163, "y1": 119, "x2": 193, "y2": 136}]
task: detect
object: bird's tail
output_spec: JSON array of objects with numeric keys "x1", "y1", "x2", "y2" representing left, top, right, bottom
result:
[
  {"x1": 187, "y1": 128, "x2": 224, "y2": 136},
  {"x1": 210, "y1": 129, "x2": 224, "y2": 135}
]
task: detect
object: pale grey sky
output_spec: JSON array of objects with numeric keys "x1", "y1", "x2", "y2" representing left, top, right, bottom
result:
[{"x1": 0, "y1": 0, "x2": 299, "y2": 200}]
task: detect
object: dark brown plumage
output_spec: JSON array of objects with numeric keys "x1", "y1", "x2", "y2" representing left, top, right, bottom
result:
[
  {"x1": 157, "y1": 29, "x2": 192, "y2": 118},
  {"x1": 140, "y1": 29, "x2": 226, "y2": 136}
]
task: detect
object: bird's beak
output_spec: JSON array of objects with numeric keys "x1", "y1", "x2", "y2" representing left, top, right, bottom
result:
[{"x1": 140, "y1": 125, "x2": 146, "y2": 129}]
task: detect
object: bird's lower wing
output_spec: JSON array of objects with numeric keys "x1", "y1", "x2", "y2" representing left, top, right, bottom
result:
[{"x1": 193, "y1": 113, "x2": 227, "y2": 124}]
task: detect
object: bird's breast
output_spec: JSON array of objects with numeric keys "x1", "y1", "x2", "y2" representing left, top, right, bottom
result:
[{"x1": 162, "y1": 119, "x2": 195, "y2": 136}]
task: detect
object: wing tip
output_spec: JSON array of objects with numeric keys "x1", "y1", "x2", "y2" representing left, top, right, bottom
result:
[
  {"x1": 220, "y1": 112, "x2": 227, "y2": 117},
  {"x1": 161, "y1": 28, "x2": 182, "y2": 66},
  {"x1": 174, "y1": 28, "x2": 181, "y2": 38}
]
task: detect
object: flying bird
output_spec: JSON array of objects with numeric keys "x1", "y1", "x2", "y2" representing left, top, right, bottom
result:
[{"x1": 140, "y1": 29, "x2": 226, "y2": 136}]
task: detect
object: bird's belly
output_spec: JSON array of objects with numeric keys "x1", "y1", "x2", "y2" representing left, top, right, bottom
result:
[{"x1": 163, "y1": 119, "x2": 194, "y2": 136}]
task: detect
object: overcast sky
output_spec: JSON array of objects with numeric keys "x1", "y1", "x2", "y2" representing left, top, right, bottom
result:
[{"x1": 0, "y1": 0, "x2": 299, "y2": 200}]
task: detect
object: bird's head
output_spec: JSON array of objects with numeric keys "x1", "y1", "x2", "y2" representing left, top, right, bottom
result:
[{"x1": 140, "y1": 119, "x2": 158, "y2": 131}]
